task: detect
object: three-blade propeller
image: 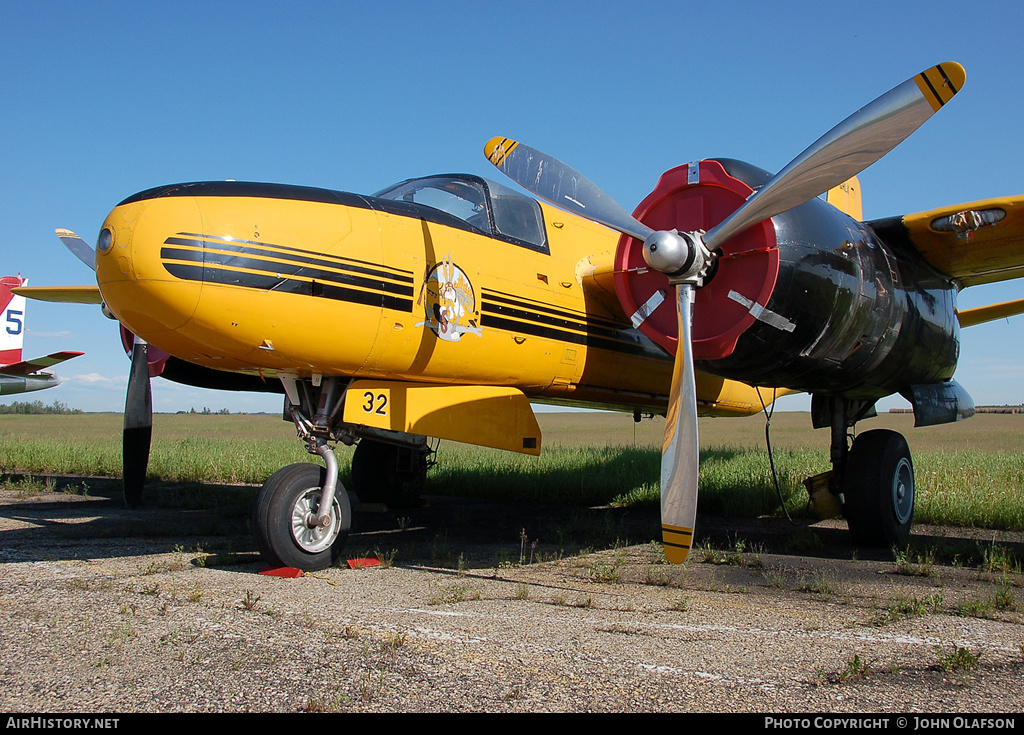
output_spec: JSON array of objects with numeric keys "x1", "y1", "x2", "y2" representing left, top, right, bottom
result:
[
  {"x1": 486, "y1": 62, "x2": 964, "y2": 563},
  {"x1": 55, "y1": 229, "x2": 151, "y2": 507}
]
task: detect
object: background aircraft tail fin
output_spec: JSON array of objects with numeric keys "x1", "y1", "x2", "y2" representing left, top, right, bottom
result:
[{"x1": 0, "y1": 276, "x2": 27, "y2": 366}]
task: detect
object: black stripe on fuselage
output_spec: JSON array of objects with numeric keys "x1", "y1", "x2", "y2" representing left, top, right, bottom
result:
[
  {"x1": 482, "y1": 300, "x2": 635, "y2": 346},
  {"x1": 161, "y1": 233, "x2": 414, "y2": 299},
  {"x1": 170, "y1": 233, "x2": 414, "y2": 284},
  {"x1": 163, "y1": 263, "x2": 414, "y2": 313},
  {"x1": 479, "y1": 288, "x2": 666, "y2": 360},
  {"x1": 480, "y1": 312, "x2": 660, "y2": 358},
  {"x1": 162, "y1": 246, "x2": 414, "y2": 299},
  {"x1": 482, "y1": 288, "x2": 629, "y2": 334},
  {"x1": 160, "y1": 229, "x2": 415, "y2": 309}
]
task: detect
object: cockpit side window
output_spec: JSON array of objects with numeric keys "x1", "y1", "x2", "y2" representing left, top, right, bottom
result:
[
  {"x1": 480, "y1": 178, "x2": 549, "y2": 253},
  {"x1": 489, "y1": 191, "x2": 548, "y2": 253}
]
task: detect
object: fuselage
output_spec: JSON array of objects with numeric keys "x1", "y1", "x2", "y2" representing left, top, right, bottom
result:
[{"x1": 94, "y1": 176, "x2": 774, "y2": 417}]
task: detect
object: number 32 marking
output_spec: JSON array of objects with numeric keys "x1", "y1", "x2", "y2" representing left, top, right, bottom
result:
[{"x1": 362, "y1": 391, "x2": 388, "y2": 416}]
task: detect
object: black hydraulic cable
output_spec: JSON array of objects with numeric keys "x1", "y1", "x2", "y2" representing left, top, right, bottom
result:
[{"x1": 758, "y1": 388, "x2": 805, "y2": 526}]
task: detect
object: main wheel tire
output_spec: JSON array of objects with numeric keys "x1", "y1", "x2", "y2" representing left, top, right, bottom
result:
[
  {"x1": 253, "y1": 462, "x2": 351, "y2": 571},
  {"x1": 351, "y1": 440, "x2": 427, "y2": 509},
  {"x1": 843, "y1": 429, "x2": 915, "y2": 548}
]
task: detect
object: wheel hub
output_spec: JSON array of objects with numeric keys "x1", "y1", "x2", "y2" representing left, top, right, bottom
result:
[
  {"x1": 891, "y1": 457, "x2": 914, "y2": 525},
  {"x1": 291, "y1": 488, "x2": 342, "y2": 553}
]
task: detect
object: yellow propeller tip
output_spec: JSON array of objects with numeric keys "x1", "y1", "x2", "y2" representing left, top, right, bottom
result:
[
  {"x1": 915, "y1": 62, "x2": 966, "y2": 112},
  {"x1": 664, "y1": 547, "x2": 691, "y2": 565},
  {"x1": 484, "y1": 137, "x2": 518, "y2": 166},
  {"x1": 662, "y1": 524, "x2": 694, "y2": 565},
  {"x1": 939, "y1": 61, "x2": 966, "y2": 89}
]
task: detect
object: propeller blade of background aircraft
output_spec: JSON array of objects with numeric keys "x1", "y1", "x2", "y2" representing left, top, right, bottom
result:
[
  {"x1": 123, "y1": 337, "x2": 152, "y2": 507},
  {"x1": 55, "y1": 228, "x2": 96, "y2": 271},
  {"x1": 704, "y1": 62, "x2": 965, "y2": 251},
  {"x1": 660, "y1": 284, "x2": 699, "y2": 563},
  {"x1": 484, "y1": 137, "x2": 654, "y2": 242}
]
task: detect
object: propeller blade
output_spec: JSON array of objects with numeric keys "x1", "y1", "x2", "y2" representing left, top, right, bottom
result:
[
  {"x1": 484, "y1": 137, "x2": 654, "y2": 242},
  {"x1": 123, "y1": 337, "x2": 152, "y2": 507},
  {"x1": 661, "y1": 283, "x2": 699, "y2": 564},
  {"x1": 55, "y1": 229, "x2": 96, "y2": 272},
  {"x1": 705, "y1": 62, "x2": 965, "y2": 251}
]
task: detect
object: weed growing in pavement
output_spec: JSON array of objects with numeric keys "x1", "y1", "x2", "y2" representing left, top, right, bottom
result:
[
  {"x1": 839, "y1": 654, "x2": 874, "y2": 682},
  {"x1": 428, "y1": 582, "x2": 481, "y2": 605},
  {"x1": 797, "y1": 570, "x2": 848, "y2": 601},
  {"x1": 934, "y1": 643, "x2": 981, "y2": 677},
  {"x1": 869, "y1": 593, "x2": 943, "y2": 625},
  {"x1": 671, "y1": 596, "x2": 690, "y2": 612},
  {"x1": 893, "y1": 546, "x2": 938, "y2": 577},
  {"x1": 981, "y1": 542, "x2": 1021, "y2": 576},
  {"x1": 588, "y1": 554, "x2": 625, "y2": 583},
  {"x1": 373, "y1": 547, "x2": 398, "y2": 569},
  {"x1": 240, "y1": 589, "x2": 261, "y2": 610},
  {"x1": 957, "y1": 595, "x2": 995, "y2": 618},
  {"x1": 761, "y1": 564, "x2": 790, "y2": 589}
]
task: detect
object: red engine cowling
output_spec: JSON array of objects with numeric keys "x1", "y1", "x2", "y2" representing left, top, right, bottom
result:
[
  {"x1": 613, "y1": 160, "x2": 779, "y2": 361},
  {"x1": 119, "y1": 324, "x2": 171, "y2": 378}
]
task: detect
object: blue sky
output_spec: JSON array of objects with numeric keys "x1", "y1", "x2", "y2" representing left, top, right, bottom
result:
[{"x1": 2, "y1": 0, "x2": 1022, "y2": 414}]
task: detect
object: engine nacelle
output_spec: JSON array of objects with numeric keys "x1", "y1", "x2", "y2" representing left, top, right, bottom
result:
[{"x1": 615, "y1": 159, "x2": 960, "y2": 401}]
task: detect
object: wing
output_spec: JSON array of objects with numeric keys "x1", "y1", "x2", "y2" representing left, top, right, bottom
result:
[
  {"x1": 12, "y1": 285, "x2": 102, "y2": 304},
  {"x1": 957, "y1": 297, "x2": 1024, "y2": 328},
  {"x1": 868, "y1": 195, "x2": 1024, "y2": 288},
  {"x1": 0, "y1": 351, "x2": 83, "y2": 375}
]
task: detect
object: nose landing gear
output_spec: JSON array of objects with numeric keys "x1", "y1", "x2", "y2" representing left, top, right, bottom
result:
[
  {"x1": 253, "y1": 462, "x2": 351, "y2": 571},
  {"x1": 253, "y1": 375, "x2": 436, "y2": 571}
]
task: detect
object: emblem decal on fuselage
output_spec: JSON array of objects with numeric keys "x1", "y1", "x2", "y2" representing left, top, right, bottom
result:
[{"x1": 416, "y1": 255, "x2": 482, "y2": 341}]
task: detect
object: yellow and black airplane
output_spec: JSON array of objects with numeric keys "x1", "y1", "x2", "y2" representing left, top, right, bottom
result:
[{"x1": 19, "y1": 61, "x2": 1024, "y2": 571}]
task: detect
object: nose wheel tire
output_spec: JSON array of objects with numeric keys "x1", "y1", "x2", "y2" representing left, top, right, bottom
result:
[
  {"x1": 253, "y1": 462, "x2": 351, "y2": 571},
  {"x1": 843, "y1": 429, "x2": 915, "y2": 548}
]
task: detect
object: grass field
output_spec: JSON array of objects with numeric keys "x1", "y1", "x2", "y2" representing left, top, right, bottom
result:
[{"x1": 0, "y1": 410, "x2": 1022, "y2": 532}]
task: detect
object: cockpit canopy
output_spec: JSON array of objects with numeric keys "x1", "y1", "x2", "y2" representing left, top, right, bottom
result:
[{"x1": 374, "y1": 174, "x2": 549, "y2": 253}]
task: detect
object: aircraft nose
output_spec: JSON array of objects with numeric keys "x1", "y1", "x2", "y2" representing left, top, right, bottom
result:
[{"x1": 95, "y1": 193, "x2": 204, "y2": 338}]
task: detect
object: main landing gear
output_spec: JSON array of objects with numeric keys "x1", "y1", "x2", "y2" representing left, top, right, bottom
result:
[
  {"x1": 252, "y1": 376, "x2": 433, "y2": 571},
  {"x1": 813, "y1": 396, "x2": 915, "y2": 548},
  {"x1": 351, "y1": 439, "x2": 431, "y2": 509}
]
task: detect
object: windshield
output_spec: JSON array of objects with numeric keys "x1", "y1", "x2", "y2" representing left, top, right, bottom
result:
[
  {"x1": 375, "y1": 176, "x2": 490, "y2": 231},
  {"x1": 375, "y1": 174, "x2": 548, "y2": 252}
]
